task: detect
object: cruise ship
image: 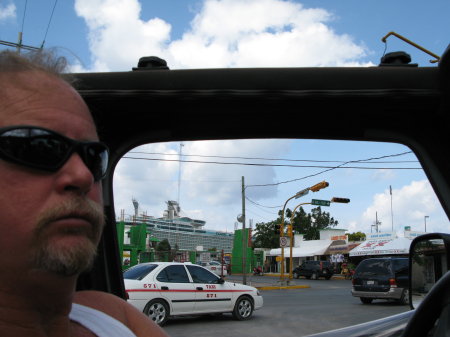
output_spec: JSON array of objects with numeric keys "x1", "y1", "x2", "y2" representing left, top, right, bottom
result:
[{"x1": 118, "y1": 200, "x2": 234, "y2": 253}]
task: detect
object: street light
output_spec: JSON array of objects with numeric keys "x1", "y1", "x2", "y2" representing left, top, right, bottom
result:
[
  {"x1": 424, "y1": 216, "x2": 429, "y2": 232},
  {"x1": 279, "y1": 182, "x2": 329, "y2": 284},
  {"x1": 280, "y1": 180, "x2": 330, "y2": 282},
  {"x1": 288, "y1": 202, "x2": 311, "y2": 280},
  {"x1": 309, "y1": 181, "x2": 329, "y2": 192}
]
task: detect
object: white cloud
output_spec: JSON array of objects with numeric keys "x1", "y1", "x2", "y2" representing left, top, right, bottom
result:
[
  {"x1": 360, "y1": 180, "x2": 448, "y2": 234},
  {"x1": 75, "y1": 0, "x2": 171, "y2": 71},
  {"x1": 113, "y1": 142, "x2": 180, "y2": 219},
  {"x1": 0, "y1": 3, "x2": 16, "y2": 21},
  {"x1": 113, "y1": 139, "x2": 292, "y2": 228},
  {"x1": 74, "y1": 0, "x2": 373, "y2": 71},
  {"x1": 181, "y1": 139, "x2": 290, "y2": 206},
  {"x1": 371, "y1": 169, "x2": 395, "y2": 181}
]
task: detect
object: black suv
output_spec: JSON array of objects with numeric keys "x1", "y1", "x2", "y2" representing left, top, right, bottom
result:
[
  {"x1": 351, "y1": 257, "x2": 409, "y2": 305},
  {"x1": 292, "y1": 261, "x2": 334, "y2": 280}
]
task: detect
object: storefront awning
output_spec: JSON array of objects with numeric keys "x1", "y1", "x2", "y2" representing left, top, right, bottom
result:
[
  {"x1": 269, "y1": 240, "x2": 332, "y2": 257},
  {"x1": 323, "y1": 239, "x2": 356, "y2": 255},
  {"x1": 349, "y1": 237, "x2": 412, "y2": 256}
]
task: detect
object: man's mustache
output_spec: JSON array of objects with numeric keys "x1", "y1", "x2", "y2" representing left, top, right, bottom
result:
[{"x1": 34, "y1": 198, "x2": 105, "y2": 240}]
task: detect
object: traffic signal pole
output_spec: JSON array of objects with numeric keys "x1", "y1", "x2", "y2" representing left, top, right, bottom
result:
[
  {"x1": 279, "y1": 181, "x2": 329, "y2": 284},
  {"x1": 241, "y1": 176, "x2": 247, "y2": 285},
  {"x1": 288, "y1": 202, "x2": 311, "y2": 280}
]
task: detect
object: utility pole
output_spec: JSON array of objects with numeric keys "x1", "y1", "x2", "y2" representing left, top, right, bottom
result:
[
  {"x1": 177, "y1": 143, "x2": 184, "y2": 205},
  {"x1": 390, "y1": 186, "x2": 394, "y2": 231},
  {"x1": 241, "y1": 176, "x2": 247, "y2": 285}
]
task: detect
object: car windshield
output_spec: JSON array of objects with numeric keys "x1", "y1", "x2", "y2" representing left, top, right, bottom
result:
[
  {"x1": 123, "y1": 264, "x2": 158, "y2": 280},
  {"x1": 115, "y1": 138, "x2": 447, "y2": 334}
]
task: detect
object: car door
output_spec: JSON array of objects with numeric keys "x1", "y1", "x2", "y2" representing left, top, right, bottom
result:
[
  {"x1": 155, "y1": 264, "x2": 196, "y2": 315},
  {"x1": 186, "y1": 264, "x2": 232, "y2": 313}
]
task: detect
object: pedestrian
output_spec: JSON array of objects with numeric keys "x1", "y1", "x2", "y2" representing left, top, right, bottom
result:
[{"x1": 0, "y1": 50, "x2": 169, "y2": 337}]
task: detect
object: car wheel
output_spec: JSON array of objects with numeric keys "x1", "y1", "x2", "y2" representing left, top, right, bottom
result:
[
  {"x1": 325, "y1": 275, "x2": 332, "y2": 280},
  {"x1": 232, "y1": 296, "x2": 254, "y2": 320},
  {"x1": 398, "y1": 289, "x2": 410, "y2": 305},
  {"x1": 360, "y1": 297, "x2": 373, "y2": 304},
  {"x1": 144, "y1": 299, "x2": 169, "y2": 326},
  {"x1": 293, "y1": 272, "x2": 299, "y2": 279},
  {"x1": 311, "y1": 272, "x2": 318, "y2": 280}
]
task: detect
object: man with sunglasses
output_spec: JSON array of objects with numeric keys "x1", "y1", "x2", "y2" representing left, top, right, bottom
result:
[{"x1": 0, "y1": 50, "x2": 169, "y2": 337}]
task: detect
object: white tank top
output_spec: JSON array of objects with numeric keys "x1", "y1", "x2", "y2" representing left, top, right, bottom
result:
[{"x1": 69, "y1": 303, "x2": 137, "y2": 337}]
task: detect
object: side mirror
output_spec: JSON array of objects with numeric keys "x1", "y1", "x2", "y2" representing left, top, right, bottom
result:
[
  {"x1": 217, "y1": 277, "x2": 225, "y2": 284},
  {"x1": 409, "y1": 233, "x2": 450, "y2": 309}
]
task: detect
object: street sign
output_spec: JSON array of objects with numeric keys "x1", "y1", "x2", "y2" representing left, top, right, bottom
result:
[
  {"x1": 280, "y1": 236, "x2": 289, "y2": 247},
  {"x1": 311, "y1": 199, "x2": 331, "y2": 206}
]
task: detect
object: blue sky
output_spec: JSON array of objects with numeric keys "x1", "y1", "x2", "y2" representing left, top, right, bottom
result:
[
  {"x1": 1, "y1": 0, "x2": 449, "y2": 70},
  {"x1": 1, "y1": 0, "x2": 449, "y2": 235}
]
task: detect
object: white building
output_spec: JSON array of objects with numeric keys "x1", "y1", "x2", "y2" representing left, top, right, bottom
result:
[{"x1": 268, "y1": 229, "x2": 348, "y2": 271}]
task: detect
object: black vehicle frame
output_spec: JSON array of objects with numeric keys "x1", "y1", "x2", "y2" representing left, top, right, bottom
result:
[
  {"x1": 293, "y1": 260, "x2": 334, "y2": 280},
  {"x1": 72, "y1": 46, "x2": 450, "y2": 337},
  {"x1": 351, "y1": 257, "x2": 409, "y2": 304}
]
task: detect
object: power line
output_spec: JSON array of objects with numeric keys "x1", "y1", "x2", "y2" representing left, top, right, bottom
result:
[
  {"x1": 41, "y1": 0, "x2": 58, "y2": 48},
  {"x1": 245, "y1": 207, "x2": 276, "y2": 223},
  {"x1": 246, "y1": 196, "x2": 282, "y2": 209},
  {"x1": 20, "y1": 0, "x2": 28, "y2": 34},
  {"x1": 122, "y1": 154, "x2": 421, "y2": 170},
  {"x1": 246, "y1": 151, "x2": 415, "y2": 188},
  {"x1": 129, "y1": 150, "x2": 418, "y2": 164}
]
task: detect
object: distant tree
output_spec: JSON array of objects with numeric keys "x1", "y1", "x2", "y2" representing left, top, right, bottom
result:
[
  {"x1": 291, "y1": 206, "x2": 338, "y2": 240},
  {"x1": 156, "y1": 238, "x2": 171, "y2": 252},
  {"x1": 253, "y1": 220, "x2": 280, "y2": 249},
  {"x1": 253, "y1": 206, "x2": 340, "y2": 248},
  {"x1": 347, "y1": 232, "x2": 366, "y2": 241},
  {"x1": 155, "y1": 239, "x2": 171, "y2": 261}
]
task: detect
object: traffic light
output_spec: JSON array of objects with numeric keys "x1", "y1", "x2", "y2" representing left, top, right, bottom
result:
[
  {"x1": 331, "y1": 197, "x2": 350, "y2": 203},
  {"x1": 287, "y1": 224, "x2": 293, "y2": 237},
  {"x1": 274, "y1": 224, "x2": 281, "y2": 234},
  {"x1": 309, "y1": 181, "x2": 329, "y2": 192}
]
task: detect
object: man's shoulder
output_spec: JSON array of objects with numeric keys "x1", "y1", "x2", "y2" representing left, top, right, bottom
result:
[
  {"x1": 73, "y1": 290, "x2": 128, "y2": 321},
  {"x1": 74, "y1": 290, "x2": 126, "y2": 306},
  {"x1": 73, "y1": 290, "x2": 169, "y2": 337}
]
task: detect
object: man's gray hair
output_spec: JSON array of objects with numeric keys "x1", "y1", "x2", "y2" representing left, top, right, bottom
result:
[{"x1": 0, "y1": 49, "x2": 69, "y2": 78}]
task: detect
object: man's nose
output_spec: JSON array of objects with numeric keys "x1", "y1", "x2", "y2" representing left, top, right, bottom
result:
[{"x1": 55, "y1": 153, "x2": 95, "y2": 194}]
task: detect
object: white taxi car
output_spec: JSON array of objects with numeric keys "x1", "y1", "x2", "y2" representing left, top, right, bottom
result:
[
  {"x1": 124, "y1": 262, "x2": 263, "y2": 325},
  {"x1": 199, "y1": 260, "x2": 228, "y2": 276}
]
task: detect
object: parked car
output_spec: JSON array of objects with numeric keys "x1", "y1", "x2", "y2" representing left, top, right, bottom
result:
[
  {"x1": 292, "y1": 261, "x2": 334, "y2": 280},
  {"x1": 199, "y1": 261, "x2": 228, "y2": 276},
  {"x1": 351, "y1": 257, "x2": 409, "y2": 305},
  {"x1": 124, "y1": 262, "x2": 262, "y2": 325}
]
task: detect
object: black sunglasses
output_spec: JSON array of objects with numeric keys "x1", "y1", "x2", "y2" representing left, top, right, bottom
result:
[{"x1": 0, "y1": 125, "x2": 109, "y2": 181}]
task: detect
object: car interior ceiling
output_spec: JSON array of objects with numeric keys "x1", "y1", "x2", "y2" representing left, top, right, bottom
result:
[{"x1": 73, "y1": 46, "x2": 450, "y2": 299}]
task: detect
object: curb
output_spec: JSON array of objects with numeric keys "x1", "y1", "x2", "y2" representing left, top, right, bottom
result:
[
  {"x1": 256, "y1": 284, "x2": 310, "y2": 290},
  {"x1": 235, "y1": 273, "x2": 348, "y2": 280}
]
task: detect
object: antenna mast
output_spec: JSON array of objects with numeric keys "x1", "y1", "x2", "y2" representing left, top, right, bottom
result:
[{"x1": 178, "y1": 143, "x2": 184, "y2": 204}]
